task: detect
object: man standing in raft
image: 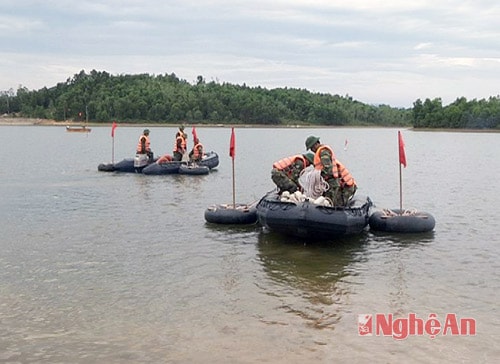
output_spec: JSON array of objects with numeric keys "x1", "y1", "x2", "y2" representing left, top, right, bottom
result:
[
  {"x1": 173, "y1": 125, "x2": 187, "y2": 161},
  {"x1": 189, "y1": 138, "x2": 204, "y2": 163},
  {"x1": 305, "y1": 135, "x2": 357, "y2": 206},
  {"x1": 137, "y1": 129, "x2": 154, "y2": 162}
]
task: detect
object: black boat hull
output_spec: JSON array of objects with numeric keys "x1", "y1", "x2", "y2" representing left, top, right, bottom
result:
[
  {"x1": 97, "y1": 158, "x2": 153, "y2": 173},
  {"x1": 142, "y1": 151, "x2": 219, "y2": 175},
  {"x1": 256, "y1": 192, "x2": 372, "y2": 239},
  {"x1": 205, "y1": 203, "x2": 258, "y2": 224},
  {"x1": 98, "y1": 151, "x2": 219, "y2": 175},
  {"x1": 369, "y1": 209, "x2": 435, "y2": 233}
]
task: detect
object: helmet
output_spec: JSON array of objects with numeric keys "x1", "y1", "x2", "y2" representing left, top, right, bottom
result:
[
  {"x1": 179, "y1": 125, "x2": 185, "y2": 131},
  {"x1": 143, "y1": 129, "x2": 150, "y2": 134},
  {"x1": 305, "y1": 136, "x2": 320, "y2": 150},
  {"x1": 303, "y1": 153, "x2": 314, "y2": 164}
]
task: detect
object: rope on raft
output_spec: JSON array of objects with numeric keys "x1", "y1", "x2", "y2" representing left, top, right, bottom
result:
[
  {"x1": 298, "y1": 166, "x2": 329, "y2": 199},
  {"x1": 381, "y1": 208, "x2": 419, "y2": 216}
]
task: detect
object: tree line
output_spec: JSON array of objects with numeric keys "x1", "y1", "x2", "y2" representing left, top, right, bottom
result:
[
  {"x1": 0, "y1": 69, "x2": 498, "y2": 129},
  {"x1": 412, "y1": 97, "x2": 500, "y2": 129}
]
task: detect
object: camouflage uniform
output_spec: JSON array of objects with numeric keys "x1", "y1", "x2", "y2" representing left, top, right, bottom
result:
[
  {"x1": 305, "y1": 135, "x2": 357, "y2": 207},
  {"x1": 317, "y1": 147, "x2": 341, "y2": 204},
  {"x1": 271, "y1": 158, "x2": 307, "y2": 193},
  {"x1": 337, "y1": 184, "x2": 357, "y2": 206}
]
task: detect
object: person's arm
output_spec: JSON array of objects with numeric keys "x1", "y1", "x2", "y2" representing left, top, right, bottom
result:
[
  {"x1": 320, "y1": 149, "x2": 333, "y2": 176},
  {"x1": 140, "y1": 136, "x2": 146, "y2": 153},
  {"x1": 291, "y1": 160, "x2": 304, "y2": 181}
]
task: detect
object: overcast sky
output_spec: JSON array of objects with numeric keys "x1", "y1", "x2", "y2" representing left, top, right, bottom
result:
[{"x1": 1, "y1": 0, "x2": 499, "y2": 108}]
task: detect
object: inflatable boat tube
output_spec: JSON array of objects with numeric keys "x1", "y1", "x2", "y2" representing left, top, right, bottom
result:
[
  {"x1": 98, "y1": 152, "x2": 218, "y2": 175},
  {"x1": 98, "y1": 158, "x2": 153, "y2": 173},
  {"x1": 369, "y1": 209, "x2": 435, "y2": 233},
  {"x1": 97, "y1": 162, "x2": 116, "y2": 172},
  {"x1": 204, "y1": 203, "x2": 258, "y2": 224},
  {"x1": 142, "y1": 161, "x2": 183, "y2": 175},
  {"x1": 142, "y1": 151, "x2": 219, "y2": 175},
  {"x1": 199, "y1": 151, "x2": 219, "y2": 169},
  {"x1": 179, "y1": 164, "x2": 210, "y2": 175},
  {"x1": 256, "y1": 191, "x2": 372, "y2": 239}
]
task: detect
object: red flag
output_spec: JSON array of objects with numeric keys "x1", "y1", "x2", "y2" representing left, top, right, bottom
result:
[
  {"x1": 192, "y1": 126, "x2": 198, "y2": 143},
  {"x1": 229, "y1": 127, "x2": 236, "y2": 159},
  {"x1": 398, "y1": 130, "x2": 407, "y2": 167},
  {"x1": 111, "y1": 121, "x2": 117, "y2": 137}
]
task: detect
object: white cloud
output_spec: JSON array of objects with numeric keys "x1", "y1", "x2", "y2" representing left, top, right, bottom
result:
[
  {"x1": 0, "y1": 15, "x2": 45, "y2": 33},
  {"x1": 1, "y1": 0, "x2": 499, "y2": 107}
]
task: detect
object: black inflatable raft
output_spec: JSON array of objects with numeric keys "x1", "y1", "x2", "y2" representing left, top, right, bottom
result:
[
  {"x1": 98, "y1": 151, "x2": 219, "y2": 175},
  {"x1": 369, "y1": 208, "x2": 435, "y2": 233},
  {"x1": 142, "y1": 151, "x2": 219, "y2": 175},
  {"x1": 97, "y1": 155, "x2": 155, "y2": 173},
  {"x1": 204, "y1": 203, "x2": 258, "y2": 224},
  {"x1": 256, "y1": 191, "x2": 372, "y2": 239}
]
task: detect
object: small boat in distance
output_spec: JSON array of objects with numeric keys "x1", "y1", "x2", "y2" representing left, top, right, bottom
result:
[{"x1": 66, "y1": 125, "x2": 91, "y2": 133}]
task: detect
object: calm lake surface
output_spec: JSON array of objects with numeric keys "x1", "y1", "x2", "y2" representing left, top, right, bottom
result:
[{"x1": 0, "y1": 125, "x2": 499, "y2": 363}]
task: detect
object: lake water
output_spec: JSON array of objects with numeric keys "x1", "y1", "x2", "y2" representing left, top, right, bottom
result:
[{"x1": 0, "y1": 125, "x2": 499, "y2": 363}]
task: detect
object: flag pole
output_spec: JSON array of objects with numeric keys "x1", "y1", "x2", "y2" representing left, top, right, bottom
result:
[
  {"x1": 399, "y1": 158, "x2": 403, "y2": 213},
  {"x1": 232, "y1": 155, "x2": 236, "y2": 208},
  {"x1": 398, "y1": 130, "x2": 407, "y2": 215},
  {"x1": 229, "y1": 127, "x2": 236, "y2": 209},
  {"x1": 111, "y1": 121, "x2": 117, "y2": 163}
]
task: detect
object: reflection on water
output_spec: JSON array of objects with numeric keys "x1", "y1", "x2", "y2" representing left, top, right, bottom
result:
[
  {"x1": 359, "y1": 230, "x2": 437, "y2": 316},
  {"x1": 367, "y1": 230, "x2": 436, "y2": 247},
  {"x1": 256, "y1": 231, "x2": 369, "y2": 330}
]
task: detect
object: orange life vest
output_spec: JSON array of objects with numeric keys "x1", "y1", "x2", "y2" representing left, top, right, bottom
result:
[
  {"x1": 313, "y1": 145, "x2": 338, "y2": 178},
  {"x1": 156, "y1": 154, "x2": 173, "y2": 164},
  {"x1": 173, "y1": 135, "x2": 187, "y2": 153},
  {"x1": 192, "y1": 143, "x2": 204, "y2": 160},
  {"x1": 336, "y1": 160, "x2": 356, "y2": 187},
  {"x1": 136, "y1": 135, "x2": 151, "y2": 153},
  {"x1": 273, "y1": 155, "x2": 306, "y2": 173}
]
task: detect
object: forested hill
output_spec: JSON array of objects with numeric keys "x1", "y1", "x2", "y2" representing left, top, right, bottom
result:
[
  {"x1": 1, "y1": 69, "x2": 499, "y2": 129},
  {"x1": 412, "y1": 97, "x2": 500, "y2": 129},
  {"x1": 0, "y1": 70, "x2": 409, "y2": 126}
]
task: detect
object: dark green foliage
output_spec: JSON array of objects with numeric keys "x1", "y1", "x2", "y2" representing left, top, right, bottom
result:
[
  {"x1": 2, "y1": 68, "x2": 469, "y2": 127},
  {"x1": 412, "y1": 96, "x2": 500, "y2": 129}
]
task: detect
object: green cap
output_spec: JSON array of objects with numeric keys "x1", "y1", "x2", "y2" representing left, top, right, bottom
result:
[
  {"x1": 303, "y1": 153, "x2": 314, "y2": 164},
  {"x1": 143, "y1": 129, "x2": 150, "y2": 134},
  {"x1": 305, "y1": 136, "x2": 320, "y2": 150}
]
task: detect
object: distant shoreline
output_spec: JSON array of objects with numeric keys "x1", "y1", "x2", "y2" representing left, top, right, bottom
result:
[
  {"x1": 0, "y1": 117, "x2": 384, "y2": 129},
  {"x1": 0, "y1": 117, "x2": 69, "y2": 126},
  {"x1": 1, "y1": 117, "x2": 498, "y2": 132}
]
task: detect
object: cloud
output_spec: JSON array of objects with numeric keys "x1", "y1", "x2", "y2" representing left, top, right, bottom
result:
[{"x1": 1, "y1": 0, "x2": 499, "y2": 107}]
